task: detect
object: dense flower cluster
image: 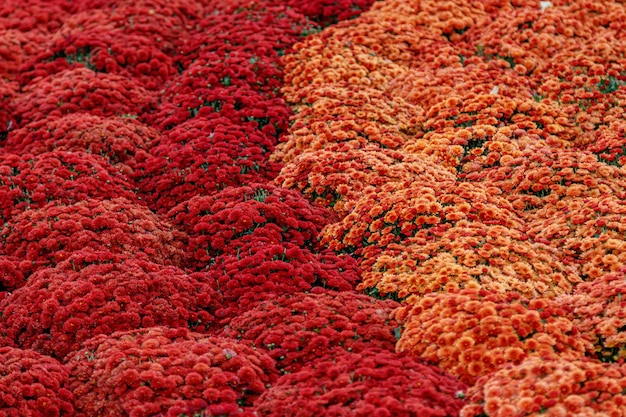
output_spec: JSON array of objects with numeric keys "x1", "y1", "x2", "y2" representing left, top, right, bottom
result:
[
  {"x1": 54, "y1": 0, "x2": 205, "y2": 55},
  {"x1": 4, "y1": 113, "x2": 160, "y2": 175},
  {"x1": 462, "y1": 356, "x2": 626, "y2": 417},
  {"x1": 0, "y1": 346, "x2": 75, "y2": 417},
  {"x1": 220, "y1": 291, "x2": 399, "y2": 373},
  {"x1": 557, "y1": 267, "x2": 626, "y2": 363},
  {"x1": 462, "y1": 147, "x2": 626, "y2": 212},
  {"x1": 0, "y1": 255, "x2": 23, "y2": 292},
  {"x1": 256, "y1": 347, "x2": 468, "y2": 417},
  {"x1": 67, "y1": 327, "x2": 278, "y2": 417},
  {"x1": 0, "y1": 1, "x2": 388, "y2": 416},
  {"x1": 395, "y1": 288, "x2": 589, "y2": 385},
  {"x1": 167, "y1": 184, "x2": 335, "y2": 264},
  {"x1": 276, "y1": 142, "x2": 456, "y2": 215},
  {"x1": 135, "y1": 117, "x2": 283, "y2": 213},
  {"x1": 0, "y1": 198, "x2": 187, "y2": 275},
  {"x1": 0, "y1": 151, "x2": 137, "y2": 224},
  {"x1": 272, "y1": 2, "x2": 626, "y2": 415},
  {"x1": 148, "y1": 83, "x2": 291, "y2": 135},
  {"x1": 12, "y1": 67, "x2": 156, "y2": 126},
  {"x1": 17, "y1": 29, "x2": 176, "y2": 90},
  {"x1": 274, "y1": 85, "x2": 423, "y2": 164},
  {"x1": 176, "y1": 3, "x2": 315, "y2": 69},
  {"x1": 0, "y1": 0, "x2": 69, "y2": 34},
  {"x1": 322, "y1": 179, "x2": 579, "y2": 298},
  {"x1": 0, "y1": 79, "x2": 18, "y2": 138},
  {"x1": 0, "y1": 255, "x2": 218, "y2": 359},
  {"x1": 205, "y1": 241, "x2": 359, "y2": 319},
  {"x1": 7, "y1": 0, "x2": 626, "y2": 415}
]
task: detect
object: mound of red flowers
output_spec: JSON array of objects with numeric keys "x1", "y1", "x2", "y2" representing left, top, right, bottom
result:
[
  {"x1": 0, "y1": 346, "x2": 75, "y2": 417},
  {"x1": 255, "y1": 347, "x2": 468, "y2": 417},
  {"x1": 0, "y1": 253, "x2": 218, "y2": 359},
  {"x1": 67, "y1": 327, "x2": 278, "y2": 417},
  {"x1": 220, "y1": 290, "x2": 399, "y2": 373},
  {"x1": 0, "y1": 198, "x2": 187, "y2": 276}
]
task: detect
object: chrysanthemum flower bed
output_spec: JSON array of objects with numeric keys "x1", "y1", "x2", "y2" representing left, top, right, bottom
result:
[{"x1": 2, "y1": 0, "x2": 626, "y2": 416}]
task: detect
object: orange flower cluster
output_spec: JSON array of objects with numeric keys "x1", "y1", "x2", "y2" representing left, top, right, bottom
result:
[
  {"x1": 369, "y1": 0, "x2": 490, "y2": 40},
  {"x1": 462, "y1": 356, "x2": 626, "y2": 416},
  {"x1": 274, "y1": 84, "x2": 423, "y2": 163},
  {"x1": 462, "y1": 6, "x2": 594, "y2": 76},
  {"x1": 587, "y1": 120, "x2": 626, "y2": 167},
  {"x1": 276, "y1": 0, "x2": 626, "y2": 406},
  {"x1": 386, "y1": 59, "x2": 533, "y2": 112},
  {"x1": 533, "y1": 48, "x2": 626, "y2": 148},
  {"x1": 394, "y1": 288, "x2": 589, "y2": 385},
  {"x1": 557, "y1": 268, "x2": 626, "y2": 363},
  {"x1": 413, "y1": 92, "x2": 576, "y2": 145},
  {"x1": 527, "y1": 196, "x2": 626, "y2": 280},
  {"x1": 321, "y1": 180, "x2": 579, "y2": 298},
  {"x1": 276, "y1": 142, "x2": 455, "y2": 215},
  {"x1": 463, "y1": 147, "x2": 626, "y2": 214},
  {"x1": 280, "y1": 35, "x2": 406, "y2": 104},
  {"x1": 461, "y1": 146, "x2": 626, "y2": 279}
]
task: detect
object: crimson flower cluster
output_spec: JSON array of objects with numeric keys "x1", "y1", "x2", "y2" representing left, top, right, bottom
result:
[
  {"x1": 134, "y1": 117, "x2": 283, "y2": 213},
  {"x1": 255, "y1": 347, "x2": 467, "y2": 417},
  {"x1": 4, "y1": 113, "x2": 160, "y2": 176},
  {"x1": 61, "y1": 0, "x2": 206, "y2": 55},
  {"x1": 0, "y1": 346, "x2": 75, "y2": 417},
  {"x1": 204, "y1": 242, "x2": 360, "y2": 319},
  {"x1": 66, "y1": 327, "x2": 279, "y2": 417},
  {"x1": 17, "y1": 28, "x2": 176, "y2": 90},
  {"x1": 167, "y1": 184, "x2": 336, "y2": 265},
  {"x1": 177, "y1": 4, "x2": 316, "y2": 69},
  {"x1": 0, "y1": 255, "x2": 25, "y2": 293},
  {"x1": 220, "y1": 290, "x2": 399, "y2": 373},
  {"x1": 0, "y1": 198, "x2": 188, "y2": 276},
  {"x1": 0, "y1": 151, "x2": 137, "y2": 224},
  {"x1": 12, "y1": 67, "x2": 156, "y2": 126},
  {"x1": 0, "y1": 254, "x2": 218, "y2": 360}
]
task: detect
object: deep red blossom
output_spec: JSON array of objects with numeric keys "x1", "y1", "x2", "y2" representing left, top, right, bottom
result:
[
  {"x1": 204, "y1": 240, "x2": 359, "y2": 318},
  {"x1": 0, "y1": 347, "x2": 75, "y2": 417},
  {"x1": 166, "y1": 50, "x2": 284, "y2": 99},
  {"x1": 208, "y1": 0, "x2": 373, "y2": 28},
  {"x1": 0, "y1": 79, "x2": 18, "y2": 138},
  {"x1": 18, "y1": 28, "x2": 176, "y2": 90},
  {"x1": 12, "y1": 67, "x2": 157, "y2": 126},
  {"x1": 167, "y1": 184, "x2": 337, "y2": 261},
  {"x1": 0, "y1": 151, "x2": 137, "y2": 224},
  {"x1": 0, "y1": 29, "x2": 48, "y2": 80},
  {"x1": 4, "y1": 113, "x2": 160, "y2": 175},
  {"x1": 0, "y1": 255, "x2": 24, "y2": 292},
  {"x1": 0, "y1": 254, "x2": 219, "y2": 359},
  {"x1": 55, "y1": 0, "x2": 206, "y2": 54},
  {"x1": 220, "y1": 291, "x2": 398, "y2": 373},
  {"x1": 0, "y1": 0, "x2": 69, "y2": 33},
  {"x1": 255, "y1": 348, "x2": 467, "y2": 417},
  {"x1": 0, "y1": 198, "x2": 188, "y2": 276},
  {"x1": 147, "y1": 83, "x2": 291, "y2": 136},
  {"x1": 177, "y1": 4, "x2": 316, "y2": 69},
  {"x1": 66, "y1": 327, "x2": 278, "y2": 417},
  {"x1": 134, "y1": 117, "x2": 282, "y2": 213}
]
